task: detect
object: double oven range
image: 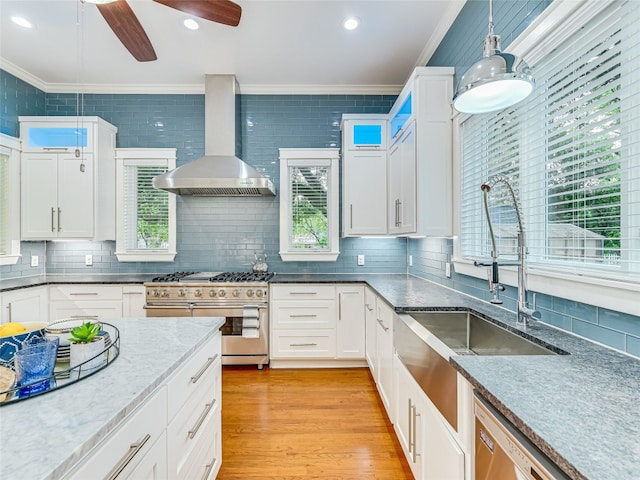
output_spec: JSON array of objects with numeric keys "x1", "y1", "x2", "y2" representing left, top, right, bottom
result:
[{"x1": 144, "y1": 272, "x2": 274, "y2": 369}]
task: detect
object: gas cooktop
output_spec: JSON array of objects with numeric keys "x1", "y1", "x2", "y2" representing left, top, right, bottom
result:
[{"x1": 150, "y1": 271, "x2": 275, "y2": 283}]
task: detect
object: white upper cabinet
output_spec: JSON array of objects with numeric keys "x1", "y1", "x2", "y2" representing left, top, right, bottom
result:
[
  {"x1": 19, "y1": 117, "x2": 117, "y2": 240},
  {"x1": 389, "y1": 67, "x2": 454, "y2": 237},
  {"x1": 341, "y1": 115, "x2": 388, "y2": 236}
]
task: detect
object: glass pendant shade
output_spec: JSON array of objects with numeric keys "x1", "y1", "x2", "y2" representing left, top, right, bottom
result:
[{"x1": 453, "y1": 51, "x2": 535, "y2": 114}]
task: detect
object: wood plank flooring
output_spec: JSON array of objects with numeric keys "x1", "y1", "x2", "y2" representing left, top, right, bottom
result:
[{"x1": 217, "y1": 366, "x2": 413, "y2": 480}]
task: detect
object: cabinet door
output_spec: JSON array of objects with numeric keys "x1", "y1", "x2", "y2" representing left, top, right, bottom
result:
[
  {"x1": 388, "y1": 123, "x2": 417, "y2": 235},
  {"x1": 0, "y1": 286, "x2": 48, "y2": 324},
  {"x1": 342, "y1": 151, "x2": 387, "y2": 236},
  {"x1": 388, "y1": 142, "x2": 402, "y2": 235},
  {"x1": 422, "y1": 396, "x2": 465, "y2": 480},
  {"x1": 364, "y1": 288, "x2": 378, "y2": 375},
  {"x1": 57, "y1": 153, "x2": 94, "y2": 238},
  {"x1": 122, "y1": 285, "x2": 146, "y2": 317},
  {"x1": 21, "y1": 153, "x2": 59, "y2": 239},
  {"x1": 376, "y1": 300, "x2": 394, "y2": 416},
  {"x1": 393, "y1": 354, "x2": 414, "y2": 462},
  {"x1": 335, "y1": 285, "x2": 365, "y2": 359},
  {"x1": 121, "y1": 430, "x2": 168, "y2": 480}
]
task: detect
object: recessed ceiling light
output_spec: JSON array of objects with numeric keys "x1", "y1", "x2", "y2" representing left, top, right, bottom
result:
[
  {"x1": 184, "y1": 18, "x2": 199, "y2": 30},
  {"x1": 343, "y1": 17, "x2": 360, "y2": 31},
  {"x1": 11, "y1": 16, "x2": 32, "y2": 29}
]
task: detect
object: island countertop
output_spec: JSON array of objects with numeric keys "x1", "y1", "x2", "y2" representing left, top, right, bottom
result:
[{"x1": 0, "y1": 316, "x2": 224, "y2": 480}]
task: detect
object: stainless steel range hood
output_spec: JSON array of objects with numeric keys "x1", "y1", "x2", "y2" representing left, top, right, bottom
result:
[{"x1": 153, "y1": 75, "x2": 276, "y2": 196}]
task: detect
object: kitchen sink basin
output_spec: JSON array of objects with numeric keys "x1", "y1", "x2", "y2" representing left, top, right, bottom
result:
[{"x1": 406, "y1": 311, "x2": 556, "y2": 356}]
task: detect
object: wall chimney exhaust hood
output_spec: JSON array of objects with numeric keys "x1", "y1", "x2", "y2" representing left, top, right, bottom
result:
[{"x1": 153, "y1": 75, "x2": 276, "y2": 196}]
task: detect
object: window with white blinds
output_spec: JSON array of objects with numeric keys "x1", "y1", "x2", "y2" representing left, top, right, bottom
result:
[
  {"x1": 0, "y1": 135, "x2": 21, "y2": 265},
  {"x1": 279, "y1": 149, "x2": 340, "y2": 261},
  {"x1": 115, "y1": 149, "x2": 176, "y2": 262},
  {"x1": 460, "y1": 0, "x2": 640, "y2": 280}
]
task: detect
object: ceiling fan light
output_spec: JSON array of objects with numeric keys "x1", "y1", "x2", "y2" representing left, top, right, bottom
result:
[
  {"x1": 184, "y1": 18, "x2": 199, "y2": 30},
  {"x1": 343, "y1": 17, "x2": 360, "y2": 31},
  {"x1": 84, "y1": 0, "x2": 118, "y2": 4}
]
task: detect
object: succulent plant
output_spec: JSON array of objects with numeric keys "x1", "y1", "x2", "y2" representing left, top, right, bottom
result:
[{"x1": 68, "y1": 322, "x2": 101, "y2": 344}]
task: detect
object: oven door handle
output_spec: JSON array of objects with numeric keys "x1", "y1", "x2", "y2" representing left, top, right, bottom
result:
[{"x1": 143, "y1": 304, "x2": 195, "y2": 310}]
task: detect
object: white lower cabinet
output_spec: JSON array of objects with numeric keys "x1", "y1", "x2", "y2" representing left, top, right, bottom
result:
[
  {"x1": 49, "y1": 285, "x2": 124, "y2": 322},
  {"x1": 0, "y1": 286, "x2": 48, "y2": 324},
  {"x1": 270, "y1": 283, "x2": 365, "y2": 366},
  {"x1": 63, "y1": 332, "x2": 222, "y2": 480},
  {"x1": 122, "y1": 285, "x2": 146, "y2": 317},
  {"x1": 376, "y1": 298, "x2": 394, "y2": 417},
  {"x1": 393, "y1": 353, "x2": 465, "y2": 480},
  {"x1": 364, "y1": 287, "x2": 378, "y2": 376}
]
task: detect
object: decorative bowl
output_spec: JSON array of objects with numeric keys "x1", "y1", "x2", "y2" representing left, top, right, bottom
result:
[{"x1": 0, "y1": 322, "x2": 48, "y2": 366}]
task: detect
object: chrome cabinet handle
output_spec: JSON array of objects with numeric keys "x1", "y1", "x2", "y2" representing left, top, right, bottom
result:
[
  {"x1": 201, "y1": 455, "x2": 217, "y2": 480},
  {"x1": 338, "y1": 293, "x2": 342, "y2": 320},
  {"x1": 43, "y1": 147, "x2": 70, "y2": 151},
  {"x1": 376, "y1": 318, "x2": 389, "y2": 332},
  {"x1": 350, "y1": 204, "x2": 353, "y2": 229},
  {"x1": 289, "y1": 292, "x2": 317, "y2": 295},
  {"x1": 57, "y1": 208, "x2": 61, "y2": 232},
  {"x1": 365, "y1": 303, "x2": 373, "y2": 312},
  {"x1": 289, "y1": 314, "x2": 317, "y2": 318},
  {"x1": 412, "y1": 403, "x2": 421, "y2": 464},
  {"x1": 105, "y1": 433, "x2": 151, "y2": 480},
  {"x1": 69, "y1": 315, "x2": 99, "y2": 318},
  {"x1": 51, "y1": 207, "x2": 56, "y2": 232},
  {"x1": 290, "y1": 343, "x2": 317, "y2": 347},
  {"x1": 408, "y1": 398, "x2": 413, "y2": 456},
  {"x1": 188, "y1": 398, "x2": 216, "y2": 439},
  {"x1": 70, "y1": 292, "x2": 99, "y2": 296},
  {"x1": 190, "y1": 354, "x2": 218, "y2": 383}
]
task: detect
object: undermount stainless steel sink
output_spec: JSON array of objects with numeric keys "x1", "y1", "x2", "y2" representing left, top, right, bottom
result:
[{"x1": 406, "y1": 311, "x2": 556, "y2": 356}]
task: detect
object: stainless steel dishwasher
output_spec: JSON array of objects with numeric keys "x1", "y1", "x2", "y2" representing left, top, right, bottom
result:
[{"x1": 475, "y1": 394, "x2": 569, "y2": 480}]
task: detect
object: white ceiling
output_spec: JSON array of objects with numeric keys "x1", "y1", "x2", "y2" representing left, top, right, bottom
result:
[{"x1": 0, "y1": 0, "x2": 464, "y2": 94}]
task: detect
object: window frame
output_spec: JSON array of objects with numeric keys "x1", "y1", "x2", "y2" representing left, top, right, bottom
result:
[
  {"x1": 0, "y1": 133, "x2": 22, "y2": 265},
  {"x1": 114, "y1": 148, "x2": 177, "y2": 262},
  {"x1": 278, "y1": 148, "x2": 340, "y2": 262},
  {"x1": 452, "y1": 0, "x2": 640, "y2": 316}
]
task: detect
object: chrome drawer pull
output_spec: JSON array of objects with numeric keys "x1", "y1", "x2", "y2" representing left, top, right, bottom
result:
[
  {"x1": 290, "y1": 343, "x2": 317, "y2": 347},
  {"x1": 70, "y1": 315, "x2": 99, "y2": 318},
  {"x1": 105, "y1": 433, "x2": 151, "y2": 480},
  {"x1": 69, "y1": 292, "x2": 100, "y2": 296},
  {"x1": 376, "y1": 318, "x2": 390, "y2": 332},
  {"x1": 201, "y1": 456, "x2": 217, "y2": 480},
  {"x1": 188, "y1": 399, "x2": 216, "y2": 439},
  {"x1": 190, "y1": 354, "x2": 218, "y2": 383},
  {"x1": 289, "y1": 292, "x2": 317, "y2": 295},
  {"x1": 289, "y1": 314, "x2": 317, "y2": 318}
]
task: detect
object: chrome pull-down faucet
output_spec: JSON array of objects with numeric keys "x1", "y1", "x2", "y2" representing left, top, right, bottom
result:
[{"x1": 480, "y1": 175, "x2": 541, "y2": 328}]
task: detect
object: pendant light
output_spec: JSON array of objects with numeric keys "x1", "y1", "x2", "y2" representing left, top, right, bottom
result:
[{"x1": 452, "y1": 0, "x2": 535, "y2": 114}]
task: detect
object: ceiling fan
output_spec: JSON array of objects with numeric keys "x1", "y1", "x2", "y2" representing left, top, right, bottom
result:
[{"x1": 93, "y1": 0, "x2": 242, "y2": 62}]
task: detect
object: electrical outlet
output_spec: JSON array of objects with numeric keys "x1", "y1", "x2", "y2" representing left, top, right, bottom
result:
[
  {"x1": 31, "y1": 255, "x2": 38, "y2": 267},
  {"x1": 85, "y1": 255, "x2": 93, "y2": 266},
  {"x1": 408, "y1": 255, "x2": 413, "y2": 267},
  {"x1": 357, "y1": 254, "x2": 365, "y2": 266},
  {"x1": 445, "y1": 262, "x2": 452, "y2": 278}
]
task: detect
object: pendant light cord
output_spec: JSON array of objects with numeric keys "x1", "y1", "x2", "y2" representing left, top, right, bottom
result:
[{"x1": 76, "y1": 0, "x2": 86, "y2": 172}]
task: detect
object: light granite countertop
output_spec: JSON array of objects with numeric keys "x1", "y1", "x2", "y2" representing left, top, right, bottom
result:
[
  {"x1": 0, "y1": 316, "x2": 224, "y2": 480},
  {"x1": 4, "y1": 272, "x2": 640, "y2": 479}
]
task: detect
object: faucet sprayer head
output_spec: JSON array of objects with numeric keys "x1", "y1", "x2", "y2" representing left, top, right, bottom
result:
[{"x1": 481, "y1": 183, "x2": 492, "y2": 193}]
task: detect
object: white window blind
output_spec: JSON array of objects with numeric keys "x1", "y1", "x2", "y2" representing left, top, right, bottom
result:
[
  {"x1": 122, "y1": 163, "x2": 169, "y2": 250},
  {"x1": 0, "y1": 151, "x2": 10, "y2": 255},
  {"x1": 289, "y1": 163, "x2": 330, "y2": 251},
  {"x1": 461, "y1": 0, "x2": 640, "y2": 279}
]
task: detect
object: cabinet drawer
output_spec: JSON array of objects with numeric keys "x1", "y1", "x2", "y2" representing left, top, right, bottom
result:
[
  {"x1": 168, "y1": 356, "x2": 221, "y2": 479},
  {"x1": 50, "y1": 285, "x2": 123, "y2": 301},
  {"x1": 167, "y1": 333, "x2": 221, "y2": 421},
  {"x1": 271, "y1": 301, "x2": 336, "y2": 329},
  {"x1": 176, "y1": 406, "x2": 221, "y2": 480},
  {"x1": 271, "y1": 330, "x2": 336, "y2": 358},
  {"x1": 271, "y1": 284, "x2": 335, "y2": 300},
  {"x1": 64, "y1": 386, "x2": 167, "y2": 480},
  {"x1": 49, "y1": 301, "x2": 123, "y2": 322}
]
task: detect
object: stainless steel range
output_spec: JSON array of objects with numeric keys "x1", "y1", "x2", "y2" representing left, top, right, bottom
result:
[{"x1": 144, "y1": 271, "x2": 274, "y2": 369}]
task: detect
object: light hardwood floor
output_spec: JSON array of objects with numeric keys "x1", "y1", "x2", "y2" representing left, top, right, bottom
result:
[{"x1": 217, "y1": 366, "x2": 413, "y2": 480}]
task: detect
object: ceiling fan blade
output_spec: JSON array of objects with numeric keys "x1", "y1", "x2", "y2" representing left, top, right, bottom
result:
[
  {"x1": 97, "y1": 0, "x2": 157, "y2": 62},
  {"x1": 153, "y1": 0, "x2": 242, "y2": 27}
]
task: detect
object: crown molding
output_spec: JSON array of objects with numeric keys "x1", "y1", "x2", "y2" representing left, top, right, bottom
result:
[
  {"x1": 414, "y1": 0, "x2": 466, "y2": 69},
  {"x1": 1, "y1": 59, "x2": 401, "y2": 95}
]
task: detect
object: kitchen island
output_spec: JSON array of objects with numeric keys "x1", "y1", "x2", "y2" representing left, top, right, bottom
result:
[{"x1": 0, "y1": 316, "x2": 224, "y2": 480}]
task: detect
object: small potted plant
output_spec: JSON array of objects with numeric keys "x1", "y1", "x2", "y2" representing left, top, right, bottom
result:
[{"x1": 69, "y1": 321, "x2": 105, "y2": 371}]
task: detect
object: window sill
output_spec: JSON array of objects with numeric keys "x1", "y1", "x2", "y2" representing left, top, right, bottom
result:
[
  {"x1": 0, "y1": 254, "x2": 20, "y2": 266},
  {"x1": 116, "y1": 251, "x2": 177, "y2": 262},
  {"x1": 280, "y1": 251, "x2": 340, "y2": 262},
  {"x1": 453, "y1": 258, "x2": 640, "y2": 317}
]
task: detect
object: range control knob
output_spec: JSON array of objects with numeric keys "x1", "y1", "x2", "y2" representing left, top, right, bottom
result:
[
  {"x1": 161, "y1": 289, "x2": 170, "y2": 298},
  {"x1": 209, "y1": 289, "x2": 217, "y2": 297},
  {"x1": 246, "y1": 289, "x2": 254, "y2": 297},
  {"x1": 152, "y1": 289, "x2": 160, "y2": 297},
  {"x1": 218, "y1": 289, "x2": 226, "y2": 297},
  {"x1": 178, "y1": 288, "x2": 187, "y2": 297},
  {"x1": 232, "y1": 289, "x2": 241, "y2": 297},
  {"x1": 256, "y1": 290, "x2": 264, "y2": 298},
  {"x1": 194, "y1": 289, "x2": 202, "y2": 297}
]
